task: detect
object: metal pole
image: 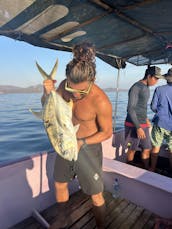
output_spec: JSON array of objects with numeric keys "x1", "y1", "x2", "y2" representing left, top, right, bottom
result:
[
  {"x1": 32, "y1": 209, "x2": 50, "y2": 228},
  {"x1": 113, "y1": 68, "x2": 121, "y2": 132}
]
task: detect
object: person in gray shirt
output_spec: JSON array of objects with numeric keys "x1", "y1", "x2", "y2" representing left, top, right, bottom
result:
[{"x1": 125, "y1": 66, "x2": 163, "y2": 169}]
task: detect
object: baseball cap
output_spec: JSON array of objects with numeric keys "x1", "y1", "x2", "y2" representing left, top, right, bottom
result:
[
  {"x1": 163, "y1": 68, "x2": 172, "y2": 82},
  {"x1": 145, "y1": 66, "x2": 164, "y2": 79}
]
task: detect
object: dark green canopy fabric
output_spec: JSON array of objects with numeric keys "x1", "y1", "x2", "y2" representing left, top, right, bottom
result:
[{"x1": 1, "y1": 0, "x2": 172, "y2": 68}]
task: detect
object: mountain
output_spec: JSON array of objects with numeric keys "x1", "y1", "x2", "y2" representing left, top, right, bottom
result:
[
  {"x1": 0, "y1": 85, "x2": 43, "y2": 94},
  {"x1": 0, "y1": 85, "x2": 128, "y2": 94},
  {"x1": 103, "y1": 88, "x2": 128, "y2": 92}
]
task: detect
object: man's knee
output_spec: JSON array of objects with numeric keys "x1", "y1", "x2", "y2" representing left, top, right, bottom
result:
[
  {"x1": 55, "y1": 182, "x2": 68, "y2": 190},
  {"x1": 54, "y1": 182, "x2": 69, "y2": 202},
  {"x1": 142, "y1": 149, "x2": 151, "y2": 159},
  {"x1": 91, "y1": 192, "x2": 105, "y2": 206},
  {"x1": 127, "y1": 149, "x2": 136, "y2": 161},
  {"x1": 151, "y1": 146, "x2": 160, "y2": 154}
]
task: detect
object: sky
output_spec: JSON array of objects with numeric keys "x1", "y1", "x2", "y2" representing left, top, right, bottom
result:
[{"x1": 0, "y1": 36, "x2": 171, "y2": 90}]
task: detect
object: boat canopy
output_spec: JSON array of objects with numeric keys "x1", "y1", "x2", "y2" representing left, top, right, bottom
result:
[{"x1": 1, "y1": 0, "x2": 172, "y2": 69}]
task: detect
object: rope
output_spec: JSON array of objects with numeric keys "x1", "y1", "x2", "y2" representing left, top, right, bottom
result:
[{"x1": 113, "y1": 63, "x2": 121, "y2": 132}]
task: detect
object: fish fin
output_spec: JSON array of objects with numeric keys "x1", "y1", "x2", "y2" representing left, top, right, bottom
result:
[
  {"x1": 50, "y1": 59, "x2": 58, "y2": 80},
  {"x1": 29, "y1": 109, "x2": 43, "y2": 119},
  {"x1": 36, "y1": 61, "x2": 49, "y2": 80},
  {"x1": 36, "y1": 59, "x2": 58, "y2": 80},
  {"x1": 74, "y1": 124, "x2": 80, "y2": 133}
]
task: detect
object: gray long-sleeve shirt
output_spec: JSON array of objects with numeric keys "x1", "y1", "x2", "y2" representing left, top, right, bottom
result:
[{"x1": 125, "y1": 81, "x2": 150, "y2": 128}]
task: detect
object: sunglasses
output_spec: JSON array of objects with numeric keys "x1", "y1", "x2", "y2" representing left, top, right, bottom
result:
[{"x1": 65, "y1": 81, "x2": 93, "y2": 95}]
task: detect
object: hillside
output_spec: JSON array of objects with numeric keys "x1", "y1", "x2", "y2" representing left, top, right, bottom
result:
[
  {"x1": 0, "y1": 85, "x2": 128, "y2": 94},
  {"x1": 0, "y1": 85, "x2": 43, "y2": 94}
]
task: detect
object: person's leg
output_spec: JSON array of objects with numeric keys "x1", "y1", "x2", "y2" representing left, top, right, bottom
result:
[
  {"x1": 125, "y1": 126, "x2": 139, "y2": 164},
  {"x1": 149, "y1": 146, "x2": 160, "y2": 171},
  {"x1": 127, "y1": 149, "x2": 136, "y2": 164},
  {"x1": 137, "y1": 127, "x2": 152, "y2": 169},
  {"x1": 150, "y1": 125, "x2": 164, "y2": 171},
  {"x1": 54, "y1": 181, "x2": 69, "y2": 202},
  {"x1": 142, "y1": 149, "x2": 151, "y2": 169},
  {"x1": 77, "y1": 143, "x2": 105, "y2": 228},
  {"x1": 49, "y1": 182, "x2": 69, "y2": 229},
  {"x1": 169, "y1": 153, "x2": 172, "y2": 169},
  {"x1": 50, "y1": 154, "x2": 73, "y2": 229},
  {"x1": 167, "y1": 131, "x2": 172, "y2": 169},
  {"x1": 91, "y1": 192, "x2": 106, "y2": 229}
]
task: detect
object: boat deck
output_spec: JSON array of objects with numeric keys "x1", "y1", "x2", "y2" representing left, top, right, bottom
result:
[
  {"x1": 129, "y1": 151, "x2": 172, "y2": 178},
  {"x1": 10, "y1": 190, "x2": 158, "y2": 229}
]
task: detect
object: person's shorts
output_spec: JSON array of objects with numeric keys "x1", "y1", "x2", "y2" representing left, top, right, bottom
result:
[
  {"x1": 125, "y1": 126, "x2": 152, "y2": 150},
  {"x1": 151, "y1": 125, "x2": 172, "y2": 152},
  {"x1": 53, "y1": 143, "x2": 103, "y2": 195}
]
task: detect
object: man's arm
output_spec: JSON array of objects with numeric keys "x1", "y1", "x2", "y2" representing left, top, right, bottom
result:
[
  {"x1": 151, "y1": 88, "x2": 158, "y2": 113},
  {"x1": 127, "y1": 85, "x2": 146, "y2": 139},
  {"x1": 127, "y1": 86, "x2": 140, "y2": 128}
]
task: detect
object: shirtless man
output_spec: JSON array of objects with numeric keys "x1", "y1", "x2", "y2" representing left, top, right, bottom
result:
[{"x1": 42, "y1": 42, "x2": 112, "y2": 229}]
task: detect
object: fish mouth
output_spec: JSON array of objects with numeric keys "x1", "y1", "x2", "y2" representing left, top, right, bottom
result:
[{"x1": 44, "y1": 120, "x2": 52, "y2": 128}]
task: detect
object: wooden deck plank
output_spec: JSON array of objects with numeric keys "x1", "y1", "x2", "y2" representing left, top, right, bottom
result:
[
  {"x1": 105, "y1": 199, "x2": 129, "y2": 228},
  {"x1": 10, "y1": 190, "x2": 157, "y2": 229},
  {"x1": 67, "y1": 198, "x2": 92, "y2": 228},
  {"x1": 108, "y1": 202, "x2": 137, "y2": 229},
  {"x1": 80, "y1": 216, "x2": 96, "y2": 229},
  {"x1": 80, "y1": 192, "x2": 116, "y2": 229},
  {"x1": 10, "y1": 191, "x2": 89, "y2": 229},
  {"x1": 105, "y1": 197, "x2": 123, "y2": 225},
  {"x1": 69, "y1": 209, "x2": 94, "y2": 229},
  {"x1": 132, "y1": 209, "x2": 154, "y2": 229},
  {"x1": 142, "y1": 214, "x2": 156, "y2": 229},
  {"x1": 118, "y1": 205, "x2": 144, "y2": 229},
  {"x1": 39, "y1": 192, "x2": 91, "y2": 229},
  {"x1": 42, "y1": 190, "x2": 89, "y2": 224}
]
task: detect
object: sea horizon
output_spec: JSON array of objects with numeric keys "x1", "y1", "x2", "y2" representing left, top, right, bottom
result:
[{"x1": 0, "y1": 91, "x2": 154, "y2": 164}]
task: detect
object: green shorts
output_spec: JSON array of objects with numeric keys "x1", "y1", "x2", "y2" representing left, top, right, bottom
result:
[
  {"x1": 151, "y1": 125, "x2": 172, "y2": 152},
  {"x1": 53, "y1": 143, "x2": 104, "y2": 195}
]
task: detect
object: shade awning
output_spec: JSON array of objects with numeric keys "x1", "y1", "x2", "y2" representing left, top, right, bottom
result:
[{"x1": 1, "y1": 0, "x2": 172, "y2": 68}]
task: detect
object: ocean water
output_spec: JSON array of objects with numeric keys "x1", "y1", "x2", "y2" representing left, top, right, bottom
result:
[{"x1": 0, "y1": 91, "x2": 154, "y2": 163}]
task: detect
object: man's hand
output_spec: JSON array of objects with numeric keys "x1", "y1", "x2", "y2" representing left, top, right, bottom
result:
[
  {"x1": 43, "y1": 79, "x2": 56, "y2": 95},
  {"x1": 77, "y1": 138, "x2": 88, "y2": 152},
  {"x1": 137, "y1": 128, "x2": 146, "y2": 139},
  {"x1": 77, "y1": 139, "x2": 84, "y2": 152},
  {"x1": 146, "y1": 118, "x2": 151, "y2": 128}
]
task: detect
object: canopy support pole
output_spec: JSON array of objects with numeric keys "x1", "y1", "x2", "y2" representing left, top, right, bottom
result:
[
  {"x1": 113, "y1": 57, "x2": 123, "y2": 132},
  {"x1": 113, "y1": 67, "x2": 121, "y2": 132},
  {"x1": 32, "y1": 209, "x2": 50, "y2": 228}
]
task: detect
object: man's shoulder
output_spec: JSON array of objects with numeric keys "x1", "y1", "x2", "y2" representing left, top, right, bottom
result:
[
  {"x1": 130, "y1": 81, "x2": 146, "y2": 91},
  {"x1": 92, "y1": 84, "x2": 111, "y2": 104},
  {"x1": 93, "y1": 84, "x2": 106, "y2": 94},
  {"x1": 155, "y1": 84, "x2": 169, "y2": 92}
]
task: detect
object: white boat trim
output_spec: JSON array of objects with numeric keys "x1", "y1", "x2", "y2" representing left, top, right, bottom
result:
[
  {"x1": 0, "y1": 132, "x2": 171, "y2": 229},
  {"x1": 102, "y1": 134, "x2": 172, "y2": 219},
  {"x1": 0, "y1": 152, "x2": 79, "y2": 229}
]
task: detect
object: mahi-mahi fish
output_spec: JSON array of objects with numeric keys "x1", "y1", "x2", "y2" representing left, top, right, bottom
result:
[{"x1": 30, "y1": 59, "x2": 79, "y2": 161}]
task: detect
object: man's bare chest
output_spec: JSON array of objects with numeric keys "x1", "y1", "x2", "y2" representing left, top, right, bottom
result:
[{"x1": 72, "y1": 101, "x2": 96, "y2": 122}]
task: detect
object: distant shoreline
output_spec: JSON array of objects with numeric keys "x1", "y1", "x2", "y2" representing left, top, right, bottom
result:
[
  {"x1": 0, "y1": 85, "x2": 128, "y2": 94},
  {"x1": 0, "y1": 84, "x2": 43, "y2": 94}
]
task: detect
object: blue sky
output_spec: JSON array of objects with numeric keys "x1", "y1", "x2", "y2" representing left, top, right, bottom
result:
[{"x1": 0, "y1": 36, "x2": 170, "y2": 89}]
